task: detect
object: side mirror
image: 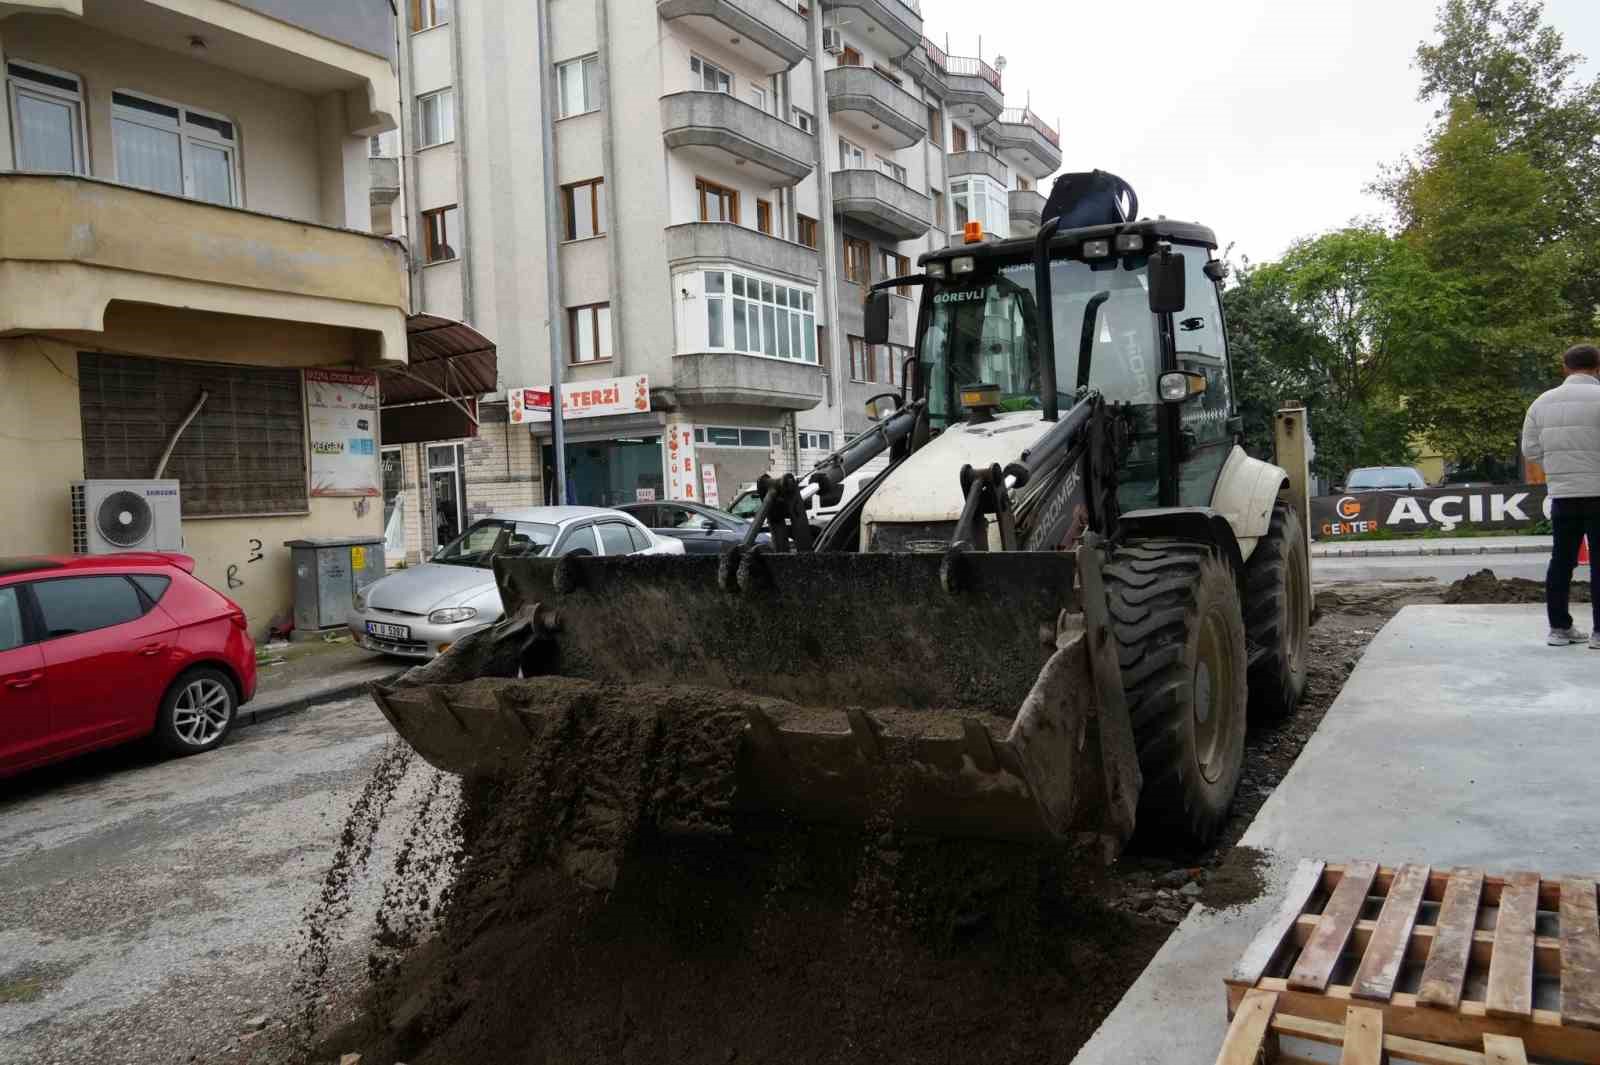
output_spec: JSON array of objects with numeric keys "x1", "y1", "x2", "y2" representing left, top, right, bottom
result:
[
  {"x1": 1148, "y1": 243, "x2": 1186, "y2": 314},
  {"x1": 700, "y1": 519, "x2": 717, "y2": 532},
  {"x1": 864, "y1": 289, "x2": 891, "y2": 346},
  {"x1": 864, "y1": 391, "x2": 902, "y2": 422}
]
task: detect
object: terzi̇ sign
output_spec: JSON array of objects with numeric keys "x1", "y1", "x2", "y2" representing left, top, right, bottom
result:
[{"x1": 1311, "y1": 483, "x2": 1553, "y2": 539}]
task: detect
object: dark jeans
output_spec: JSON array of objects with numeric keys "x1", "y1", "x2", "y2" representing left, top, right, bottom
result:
[{"x1": 1548, "y1": 496, "x2": 1600, "y2": 631}]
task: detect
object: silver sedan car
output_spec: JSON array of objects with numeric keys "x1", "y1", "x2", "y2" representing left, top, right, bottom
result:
[{"x1": 348, "y1": 505, "x2": 682, "y2": 658}]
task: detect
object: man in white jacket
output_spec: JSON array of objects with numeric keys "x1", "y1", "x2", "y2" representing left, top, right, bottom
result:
[{"x1": 1521, "y1": 344, "x2": 1600, "y2": 647}]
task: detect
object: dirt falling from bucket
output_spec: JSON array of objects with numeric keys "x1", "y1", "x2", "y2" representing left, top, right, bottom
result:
[{"x1": 289, "y1": 737, "x2": 416, "y2": 1051}]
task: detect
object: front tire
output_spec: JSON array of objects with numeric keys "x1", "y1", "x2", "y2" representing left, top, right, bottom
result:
[
  {"x1": 1104, "y1": 540, "x2": 1248, "y2": 848},
  {"x1": 155, "y1": 667, "x2": 238, "y2": 756},
  {"x1": 1243, "y1": 503, "x2": 1310, "y2": 721}
]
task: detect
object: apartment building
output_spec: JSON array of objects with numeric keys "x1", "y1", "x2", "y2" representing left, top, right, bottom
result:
[
  {"x1": 385, "y1": 0, "x2": 1061, "y2": 558},
  {"x1": 0, "y1": 0, "x2": 413, "y2": 631}
]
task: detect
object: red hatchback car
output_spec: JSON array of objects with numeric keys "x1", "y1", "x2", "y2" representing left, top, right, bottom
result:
[{"x1": 0, "y1": 554, "x2": 256, "y2": 778}]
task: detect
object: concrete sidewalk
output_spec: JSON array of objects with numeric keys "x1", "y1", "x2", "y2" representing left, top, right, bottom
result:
[
  {"x1": 1072, "y1": 604, "x2": 1600, "y2": 1065},
  {"x1": 241, "y1": 637, "x2": 402, "y2": 727},
  {"x1": 1312, "y1": 534, "x2": 1551, "y2": 558}
]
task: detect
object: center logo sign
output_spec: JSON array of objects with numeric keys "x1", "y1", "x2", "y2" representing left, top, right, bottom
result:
[
  {"x1": 1311, "y1": 484, "x2": 1553, "y2": 539},
  {"x1": 1336, "y1": 496, "x2": 1362, "y2": 520}
]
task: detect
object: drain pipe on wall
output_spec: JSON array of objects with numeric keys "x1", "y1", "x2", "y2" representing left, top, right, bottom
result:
[
  {"x1": 595, "y1": 0, "x2": 625, "y2": 375},
  {"x1": 449, "y1": 1, "x2": 474, "y2": 325},
  {"x1": 808, "y1": 3, "x2": 843, "y2": 414},
  {"x1": 535, "y1": 0, "x2": 567, "y2": 503}
]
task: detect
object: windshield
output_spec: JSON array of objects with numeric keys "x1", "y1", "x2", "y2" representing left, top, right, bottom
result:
[
  {"x1": 922, "y1": 257, "x2": 1159, "y2": 427},
  {"x1": 432, "y1": 519, "x2": 559, "y2": 567},
  {"x1": 1347, "y1": 468, "x2": 1423, "y2": 490}
]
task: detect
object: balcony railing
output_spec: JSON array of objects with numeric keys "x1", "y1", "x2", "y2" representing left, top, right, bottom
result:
[
  {"x1": 895, "y1": 0, "x2": 922, "y2": 12},
  {"x1": 998, "y1": 106, "x2": 1060, "y2": 148},
  {"x1": 920, "y1": 38, "x2": 1001, "y2": 90}
]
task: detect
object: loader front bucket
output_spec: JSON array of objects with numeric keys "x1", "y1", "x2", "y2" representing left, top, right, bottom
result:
[{"x1": 373, "y1": 548, "x2": 1140, "y2": 849}]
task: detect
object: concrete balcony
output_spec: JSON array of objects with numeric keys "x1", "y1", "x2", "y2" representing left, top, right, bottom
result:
[
  {"x1": 657, "y1": 0, "x2": 808, "y2": 73},
  {"x1": 0, "y1": 174, "x2": 408, "y2": 360},
  {"x1": 992, "y1": 108, "x2": 1063, "y2": 180},
  {"x1": 661, "y1": 91, "x2": 816, "y2": 187},
  {"x1": 673, "y1": 351, "x2": 823, "y2": 410},
  {"x1": 665, "y1": 222, "x2": 819, "y2": 285},
  {"x1": 824, "y1": 66, "x2": 927, "y2": 150},
  {"x1": 822, "y1": 0, "x2": 923, "y2": 54},
  {"x1": 918, "y1": 40, "x2": 1003, "y2": 122},
  {"x1": 947, "y1": 150, "x2": 1009, "y2": 184},
  {"x1": 369, "y1": 156, "x2": 401, "y2": 209},
  {"x1": 831, "y1": 169, "x2": 931, "y2": 240},
  {"x1": 1009, "y1": 188, "x2": 1045, "y2": 235},
  {"x1": 5, "y1": 0, "x2": 398, "y2": 135}
]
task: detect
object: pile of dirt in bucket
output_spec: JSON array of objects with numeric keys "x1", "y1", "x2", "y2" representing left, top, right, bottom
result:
[
  {"x1": 303, "y1": 676, "x2": 1169, "y2": 1065},
  {"x1": 1443, "y1": 568, "x2": 1590, "y2": 605}
]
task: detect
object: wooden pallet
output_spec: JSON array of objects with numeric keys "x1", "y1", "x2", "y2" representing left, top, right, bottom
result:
[
  {"x1": 1225, "y1": 860, "x2": 1600, "y2": 1063},
  {"x1": 1217, "y1": 992, "x2": 1538, "y2": 1065}
]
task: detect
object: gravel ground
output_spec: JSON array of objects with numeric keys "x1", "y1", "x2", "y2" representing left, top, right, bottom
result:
[{"x1": 0, "y1": 695, "x2": 447, "y2": 1065}]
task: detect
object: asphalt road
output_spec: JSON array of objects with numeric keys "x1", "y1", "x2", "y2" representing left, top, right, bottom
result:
[
  {"x1": 1314, "y1": 551, "x2": 1551, "y2": 584},
  {"x1": 0, "y1": 695, "x2": 438, "y2": 1065}
]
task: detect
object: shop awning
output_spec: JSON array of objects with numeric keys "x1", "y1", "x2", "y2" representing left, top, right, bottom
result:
[{"x1": 379, "y1": 314, "x2": 498, "y2": 444}]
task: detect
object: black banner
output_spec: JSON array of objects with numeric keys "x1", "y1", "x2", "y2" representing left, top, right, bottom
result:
[{"x1": 1311, "y1": 483, "x2": 1551, "y2": 540}]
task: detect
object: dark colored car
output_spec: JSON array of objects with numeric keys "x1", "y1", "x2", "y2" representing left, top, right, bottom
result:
[
  {"x1": 616, "y1": 501, "x2": 769, "y2": 555},
  {"x1": 0, "y1": 553, "x2": 256, "y2": 778}
]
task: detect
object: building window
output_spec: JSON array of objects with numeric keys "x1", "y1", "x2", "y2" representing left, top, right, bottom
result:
[
  {"x1": 881, "y1": 250, "x2": 909, "y2": 295},
  {"x1": 694, "y1": 426, "x2": 774, "y2": 449},
  {"x1": 844, "y1": 236, "x2": 871, "y2": 284},
  {"x1": 416, "y1": 88, "x2": 455, "y2": 146},
  {"x1": 557, "y1": 55, "x2": 600, "y2": 117},
  {"x1": 6, "y1": 61, "x2": 87, "y2": 175},
  {"x1": 749, "y1": 86, "x2": 767, "y2": 113},
  {"x1": 409, "y1": 0, "x2": 450, "y2": 31},
  {"x1": 849, "y1": 338, "x2": 909, "y2": 384},
  {"x1": 696, "y1": 177, "x2": 739, "y2": 223},
  {"x1": 562, "y1": 178, "x2": 606, "y2": 240},
  {"x1": 569, "y1": 303, "x2": 613, "y2": 363},
  {"x1": 111, "y1": 91, "x2": 239, "y2": 206},
  {"x1": 703, "y1": 270, "x2": 817, "y2": 363},
  {"x1": 422, "y1": 205, "x2": 459, "y2": 262},
  {"x1": 797, "y1": 431, "x2": 833, "y2": 451},
  {"x1": 949, "y1": 178, "x2": 1008, "y2": 234},
  {"x1": 1018, "y1": 176, "x2": 1032, "y2": 191},
  {"x1": 382, "y1": 445, "x2": 404, "y2": 527},
  {"x1": 797, "y1": 214, "x2": 818, "y2": 249},
  {"x1": 878, "y1": 156, "x2": 907, "y2": 184},
  {"x1": 79, "y1": 353, "x2": 307, "y2": 517},
  {"x1": 839, "y1": 137, "x2": 866, "y2": 170},
  {"x1": 952, "y1": 125, "x2": 968, "y2": 152},
  {"x1": 931, "y1": 188, "x2": 945, "y2": 231},
  {"x1": 841, "y1": 45, "x2": 862, "y2": 66},
  {"x1": 756, "y1": 199, "x2": 773, "y2": 235},
  {"x1": 927, "y1": 105, "x2": 943, "y2": 147},
  {"x1": 690, "y1": 55, "x2": 732, "y2": 94},
  {"x1": 793, "y1": 107, "x2": 813, "y2": 134}
]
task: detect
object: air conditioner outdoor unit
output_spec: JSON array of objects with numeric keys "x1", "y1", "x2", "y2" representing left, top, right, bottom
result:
[
  {"x1": 70, "y1": 480, "x2": 183, "y2": 554},
  {"x1": 822, "y1": 27, "x2": 844, "y2": 55}
]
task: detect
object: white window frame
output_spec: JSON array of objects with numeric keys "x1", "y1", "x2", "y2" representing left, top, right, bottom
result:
[
  {"x1": 749, "y1": 85, "x2": 767, "y2": 113},
  {"x1": 797, "y1": 431, "x2": 833, "y2": 451},
  {"x1": 6, "y1": 60, "x2": 88, "y2": 175},
  {"x1": 839, "y1": 136, "x2": 866, "y2": 170},
  {"x1": 556, "y1": 55, "x2": 601, "y2": 118},
  {"x1": 416, "y1": 88, "x2": 455, "y2": 147},
  {"x1": 689, "y1": 54, "x2": 733, "y2": 95},
  {"x1": 877, "y1": 155, "x2": 907, "y2": 184},
  {"x1": 694, "y1": 425, "x2": 777, "y2": 449},
  {"x1": 792, "y1": 107, "x2": 813, "y2": 134},
  {"x1": 702, "y1": 268, "x2": 817, "y2": 364},
  {"x1": 111, "y1": 89, "x2": 241, "y2": 206}
]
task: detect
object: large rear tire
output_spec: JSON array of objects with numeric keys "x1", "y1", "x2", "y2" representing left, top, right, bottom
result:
[
  {"x1": 1104, "y1": 540, "x2": 1248, "y2": 848},
  {"x1": 1243, "y1": 503, "x2": 1310, "y2": 722}
]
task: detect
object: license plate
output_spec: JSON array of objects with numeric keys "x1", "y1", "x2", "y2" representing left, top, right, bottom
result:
[{"x1": 366, "y1": 621, "x2": 410, "y2": 640}]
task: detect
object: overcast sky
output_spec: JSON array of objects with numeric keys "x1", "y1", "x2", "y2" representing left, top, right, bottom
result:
[{"x1": 922, "y1": 0, "x2": 1599, "y2": 265}]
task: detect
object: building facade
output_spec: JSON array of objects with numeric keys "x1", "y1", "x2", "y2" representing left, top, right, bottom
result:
[
  {"x1": 0, "y1": 0, "x2": 408, "y2": 632},
  {"x1": 383, "y1": 0, "x2": 1061, "y2": 560}
]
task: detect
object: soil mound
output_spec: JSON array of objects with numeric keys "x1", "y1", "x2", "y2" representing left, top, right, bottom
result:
[
  {"x1": 1443, "y1": 568, "x2": 1590, "y2": 605},
  {"x1": 317, "y1": 677, "x2": 1168, "y2": 1065}
]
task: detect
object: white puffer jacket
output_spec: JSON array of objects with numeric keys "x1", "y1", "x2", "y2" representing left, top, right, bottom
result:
[{"x1": 1522, "y1": 374, "x2": 1600, "y2": 499}]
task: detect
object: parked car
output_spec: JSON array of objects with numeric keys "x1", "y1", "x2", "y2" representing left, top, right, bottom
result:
[
  {"x1": 349, "y1": 506, "x2": 682, "y2": 658},
  {"x1": 1337, "y1": 466, "x2": 1429, "y2": 492},
  {"x1": 0, "y1": 553, "x2": 256, "y2": 779},
  {"x1": 616, "y1": 500, "x2": 769, "y2": 555}
]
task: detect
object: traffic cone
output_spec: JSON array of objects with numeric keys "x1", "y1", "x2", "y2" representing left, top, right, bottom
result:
[{"x1": 1581, "y1": 536, "x2": 1591, "y2": 566}]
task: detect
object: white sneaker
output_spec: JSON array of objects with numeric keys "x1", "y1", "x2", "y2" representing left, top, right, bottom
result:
[{"x1": 1549, "y1": 627, "x2": 1590, "y2": 646}]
